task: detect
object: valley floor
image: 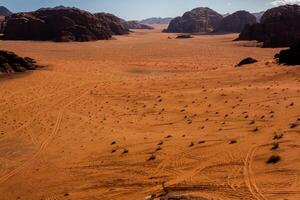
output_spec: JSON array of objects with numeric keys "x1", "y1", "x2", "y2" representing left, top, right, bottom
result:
[{"x1": 0, "y1": 29, "x2": 300, "y2": 200}]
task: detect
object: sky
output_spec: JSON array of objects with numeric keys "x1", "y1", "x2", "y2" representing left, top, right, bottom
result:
[{"x1": 1, "y1": 0, "x2": 299, "y2": 20}]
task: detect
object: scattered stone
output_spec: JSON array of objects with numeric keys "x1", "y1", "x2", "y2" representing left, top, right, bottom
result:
[
  {"x1": 273, "y1": 133, "x2": 283, "y2": 140},
  {"x1": 148, "y1": 154, "x2": 156, "y2": 161},
  {"x1": 176, "y1": 34, "x2": 193, "y2": 39},
  {"x1": 229, "y1": 140, "x2": 237, "y2": 144},
  {"x1": 290, "y1": 123, "x2": 298, "y2": 129},
  {"x1": 266, "y1": 155, "x2": 281, "y2": 164},
  {"x1": 271, "y1": 142, "x2": 279, "y2": 150},
  {"x1": 236, "y1": 57, "x2": 258, "y2": 67},
  {"x1": 122, "y1": 149, "x2": 128, "y2": 154}
]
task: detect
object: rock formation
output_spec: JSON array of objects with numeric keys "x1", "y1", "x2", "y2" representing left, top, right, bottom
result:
[
  {"x1": 238, "y1": 4, "x2": 300, "y2": 47},
  {"x1": 0, "y1": 50, "x2": 37, "y2": 74},
  {"x1": 236, "y1": 57, "x2": 258, "y2": 67},
  {"x1": 2, "y1": 8, "x2": 115, "y2": 42},
  {"x1": 215, "y1": 11, "x2": 257, "y2": 33},
  {"x1": 165, "y1": 7, "x2": 223, "y2": 33},
  {"x1": 94, "y1": 13, "x2": 129, "y2": 35},
  {"x1": 275, "y1": 42, "x2": 300, "y2": 65},
  {"x1": 0, "y1": 6, "x2": 12, "y2": 17},
  {"x1": 121, "y1": 20, "x2": 154, "y2": 30},
  {"x1": 0, "y1": 16, "x2": 6, "y2": 33}
]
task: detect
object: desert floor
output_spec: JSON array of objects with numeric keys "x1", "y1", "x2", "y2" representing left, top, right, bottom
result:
[{"x1": 0, "y1": 28, "x2": 300, "y2": 200}]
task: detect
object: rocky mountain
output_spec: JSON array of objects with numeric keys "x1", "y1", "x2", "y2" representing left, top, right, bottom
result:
[
  {"x1": 2, "y1": 8, "x2": 127, "y2": 42},
  {"x1": 121, "y1": 20, "x2": 154, "y2": 30},
  {"x1": 215, "y1": 11, "x2": 257, "y2": 33},
  {"x1": 165, "y1": 7, "x2": 223, "y2": 33},
  {"x1": 0, "y1": 6, "x2": 12, "y2": 17},
  {"x1": 140, "y1": 17, "x2": 173, "y2": 24},
  {"x1": 94, "y1": 13, "x2": 129, "y2": 35},
  {"x1": 238, "y1": 4, "x2": 300, "y2": 47}
]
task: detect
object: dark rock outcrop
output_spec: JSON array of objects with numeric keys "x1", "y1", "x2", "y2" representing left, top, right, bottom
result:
[
  {"x1": 0, "y1": 50, "x2": 37, "y2": 73},
  {"x1": 94, "y1": 13, "x2": 129, "y2": 35},
  {"x1": 165, "y1": 7, "x2": 223, "y2": 33},
  {"x1": 3, "y1": 8, "x2": 113, "y2": 42},
  {"x1": 121, "y1": 20, "x2": 154, "y2": 30},
  {"x1": 0, "y1": 16, "x2": 6, "y2": 33},
  {"x1": 0, "y1": 6, "x2": 12, "y2": 17},
  {"x1": 176, "y1": 34, "x2": 193, "y2": 39},
  {"x1": 215, "y1": 11, "x2": 257, "y2": 33},
  {"x1": 275, "y1": 42, "x2": 300, "y2": 65},
  {"x1": 236, "y1": 57, "x2": 258, "y2": 67},
  {"x1": 238, "y1": 4, "x2": 300, "y2": 47}
]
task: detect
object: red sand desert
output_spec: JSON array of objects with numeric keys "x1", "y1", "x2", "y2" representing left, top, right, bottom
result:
[{"x1": 0, "y1": 28, "x2": 300, "y2": 200}]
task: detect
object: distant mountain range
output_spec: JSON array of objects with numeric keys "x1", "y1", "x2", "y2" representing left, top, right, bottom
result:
[
  {"x1": 0, "y1": 6, "x2": 12, "y2": 16},
  {"x1": 140, "y1": 17, "x2": 173, "y2": 24}
]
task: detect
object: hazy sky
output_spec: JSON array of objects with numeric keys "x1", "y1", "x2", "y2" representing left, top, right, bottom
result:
[{"x1": 1, "y1": 0, "x2": 299, "y2": 20}]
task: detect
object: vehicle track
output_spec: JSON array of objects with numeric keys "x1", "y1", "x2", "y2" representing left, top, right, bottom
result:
[
  {"x1": 0, "y1": 89, "x2": 90, "y2": 185},
  {"x1": 243, "y1": 145, "x2": 267, "y2": 200}
]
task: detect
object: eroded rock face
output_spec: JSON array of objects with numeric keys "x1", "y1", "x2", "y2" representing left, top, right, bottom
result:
[
  {"x1": 94, "y1": 13, "x2": 129, "y2": 35},
  {"x1": 275, "y1": 42, "x2": 300, "y2": 65},
  {"x1": 121, "y1": 20, "x2": 154, "y2": 30},
  {"x1": 165, "y1": 7, "x2": 223, "y2": 33},
  {"x1": 238, "y1": 4, "x2": 300, "y2": 47},
  {"x1": 215, "y1": 11, "x2": 257, "y2": 33},
  {"x1": 3, "y1": 8, "x2": 113, "y2": 42},
  {"x1": 0, "y1": 50, "x2": 37, "y2": 74},
  {"x1": 0, "y1": 16, "x2": 6, "y2": 33}
]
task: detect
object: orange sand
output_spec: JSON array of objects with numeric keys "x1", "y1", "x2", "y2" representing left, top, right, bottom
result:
[{"x1": 0, "y1": 29, "x2": 300, "y2": 200}]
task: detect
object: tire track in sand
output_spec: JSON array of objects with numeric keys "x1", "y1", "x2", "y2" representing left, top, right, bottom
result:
[
  {"x1": 244, "y1": 146, "x2": 267, "y2": 200},
  {"x1": 0, "y1": 89, "x2": 90, "y2": 185}
]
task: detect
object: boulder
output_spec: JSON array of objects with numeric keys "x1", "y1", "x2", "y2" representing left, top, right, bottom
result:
[
  {"x1": 2, "y1": 8, "x2": 113, "y2": 42},
  {"x1": 236, "y1": 57, "x2": 258, "y2": 67},
  {"x1": 215, "y1": 11, "x2": 257, "y2": 33},
  {"x1": 94, "y1": 13, "x2": 129, "y2": 35},
  {"x1": 121, "y1": 20, "x2": 154, "y2": 30},
  {"x1": 0, "y1": 50, "x2": 37, "y2": 74},
  {"x1": 176, "y1": 34, "x2": 193, "y2": 39},
  {"x1": 275, "y1": 42, "x2": 300, "y2": 65},
  {"x1": 238, "y1": 4, "x2": 300, "y2": 47},
  {"x1": 165, "y1": 7, "x2": 223, "y2": 33}
]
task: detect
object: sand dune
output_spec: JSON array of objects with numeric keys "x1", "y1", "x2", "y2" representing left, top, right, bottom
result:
[{"x1": 0, "y1": 29, "x2": 300, "y2": 200}]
